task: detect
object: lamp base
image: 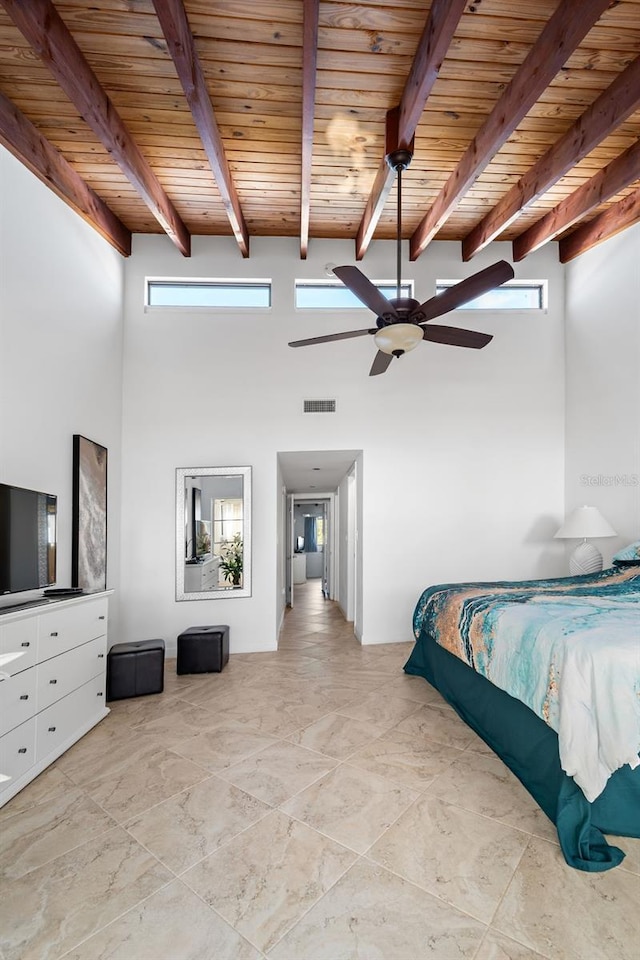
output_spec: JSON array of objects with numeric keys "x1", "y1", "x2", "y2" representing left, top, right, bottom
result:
[{"x1": 569, "y1": 540, "x2": 603, "y2": 576}]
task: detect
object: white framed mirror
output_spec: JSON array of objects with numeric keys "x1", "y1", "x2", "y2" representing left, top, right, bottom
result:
[{"x1": 176, "y1": 466, "x2": 252, "y2": 600}]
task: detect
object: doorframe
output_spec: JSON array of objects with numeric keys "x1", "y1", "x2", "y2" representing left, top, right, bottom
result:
[
  {"x1": 286, "y1": 492, "x2": 336, "y2": 605},
  {"x1": 285, "y1": 493, "x2": 295, "y2": 608},
  {"x1": 346, "y1": 463, "x2": 357, "y2": 623}
]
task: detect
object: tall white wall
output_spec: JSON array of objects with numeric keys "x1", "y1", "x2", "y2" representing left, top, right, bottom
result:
[
  {"x1": 0, "y1": 148, "x2": 124, "y2": 622},
  {"x1": 120, "y1": 234, "x2": 565, "y2": 651},
  {"x1": 275, "y1": 458, "x2": 286, "y2": 635},
  {"x1": 564, "y1": 222, "x2": 640, "y2": 558}
]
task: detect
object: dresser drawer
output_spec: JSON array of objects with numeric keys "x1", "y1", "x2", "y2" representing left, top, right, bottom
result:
[
  {"x1": 0, "y1": 618, "x2": 38, "y2": 673},
  {"x1": 38, "y1": 598, "x2": 108, "y2": 660},
  {"x1": 36, "y1": 675, "x2": 105, "y2": 764},
  {"x1": 0, "y1": 716, "x2": 36, "y2": 792},
  {"x1": 202, "y1": 558, "x2": 220, "y2": 589},
  {"x1": 0, "y1": 667, "x2": 37, "y2": 737},
  {"x1": 37, "y1": 636, "x2": 106, "y2": 712}
]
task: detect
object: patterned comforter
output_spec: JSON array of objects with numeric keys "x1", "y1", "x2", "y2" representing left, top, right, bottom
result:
[{"x1": 413, "y1": 566, "x2": 640, "y2": 802}]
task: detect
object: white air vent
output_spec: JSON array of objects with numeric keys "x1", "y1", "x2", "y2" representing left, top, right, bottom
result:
[{"x1": 303, "y1": 399, "x2": 336, "y2": 414}]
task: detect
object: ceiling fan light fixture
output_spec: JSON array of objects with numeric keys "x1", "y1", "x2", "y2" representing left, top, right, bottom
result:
[{"x1": 373, "y1": 323, "x2": 423, "y2": 356}]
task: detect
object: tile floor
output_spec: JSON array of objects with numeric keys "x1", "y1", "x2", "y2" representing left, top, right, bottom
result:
[{"x1": 1, "y1": 581, "x2": 638, "y2": 959}]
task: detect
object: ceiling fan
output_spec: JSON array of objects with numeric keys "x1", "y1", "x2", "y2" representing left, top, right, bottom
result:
[{"x1": 289, "y1": 148, "x2": 515, "y2": 376}]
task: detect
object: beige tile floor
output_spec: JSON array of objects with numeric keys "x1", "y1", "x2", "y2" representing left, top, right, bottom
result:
[{"x1": 1, "y1": 581, "x2": 639, "y2": 959}]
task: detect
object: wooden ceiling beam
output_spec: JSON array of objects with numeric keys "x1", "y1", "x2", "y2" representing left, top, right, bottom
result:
[
  {"x1": 300, "y1": 0, "x2": 319, "y2": 259},
  {"x1": 0, "y1": 0, "x2": 190, "y2": 256},
  {"x1": 410, "y1": 0, "x2": 612, "y2": 261},
  {"x1": 0, "y1": 91, "x2": 131, "y2": 257},
  {"x1": 151, "y1": 0, "x2": 249, "y2": 258},
  {"x1": 462, "y1": 54, "x2": 640, "y2": 261},
  {"x1": 355, "y1": 0, "x2": 467, "y2": 260},
  {"x1": 558, "y1": 186, "x2": 640, "y2": 263},
  {"x1": 513, "y1": 138, "x2": 640, "y2": 260}
]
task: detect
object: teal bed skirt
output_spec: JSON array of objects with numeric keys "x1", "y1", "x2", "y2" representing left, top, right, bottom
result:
[{"x1": 405, "y1": 630, "x2": 640, "y2": 872}]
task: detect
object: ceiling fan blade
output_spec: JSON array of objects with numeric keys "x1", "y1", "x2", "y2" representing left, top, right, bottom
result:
[
  {"x1": 289, "y1": 328, "x2": 373, "y2": 347},
  {"x1": 333, "y1": 265, "x2": 399, "y2": 321},
  {"x1": 369, "y1": 350, "x2": 394, "y2": 376},
  {"x1": 412, "y1": 260, "x2": 515, "y2": 323},
  {"x1": 421, "y1": 324, "x2": 493, "y2": 349}
]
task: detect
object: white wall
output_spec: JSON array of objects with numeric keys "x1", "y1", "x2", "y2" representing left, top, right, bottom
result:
[
  {"x1": 120, "y1": 234, "x2": 565, "y2": 650},
  {"x1": 275, "y1": 458, "x2": 286, "y2": 635},
  {"x1": 337, "y1": 467, "x2": 356, "y2": 621},
  {"x1": 564, "y1": 222, "x2": 640, "y2": 559},
  {"x1": 0, "y1": 148, "x2": 124, "y2": 622}
]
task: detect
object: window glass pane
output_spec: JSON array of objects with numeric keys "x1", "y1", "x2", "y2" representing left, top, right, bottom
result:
[
  {"x1": 295, "y1": 282, "x2": 412, "y2": 309},
  {"x1": 147, "y1": 281, "x2": 271, "y2": 308},
  {"x1": 434, "y1": 283, "x2": 544, "y2": 310},
  {"x1": 212, "y1": 498, "x2": 243, "y2": 556}
]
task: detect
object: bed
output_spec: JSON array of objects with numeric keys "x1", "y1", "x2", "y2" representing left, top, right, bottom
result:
[{"x1": 404, "y1": 564, "x2": 640, "y2": 872}]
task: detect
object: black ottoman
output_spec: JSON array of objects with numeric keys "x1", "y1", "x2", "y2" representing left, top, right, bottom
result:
[
  {"x1": 177, "y1": 625, "x2": 229, "y2": 675},
  {"x1": 106, "y1": 639, "x2": 165, "y2": 701}
]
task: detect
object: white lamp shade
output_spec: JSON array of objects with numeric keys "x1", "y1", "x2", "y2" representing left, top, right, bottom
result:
[
  {"x1": 373, "y1": 323, "x2": 423, "y2": 356},
  {"x1": 554, "y1": 505, "x2": 617, "y2": 540}
]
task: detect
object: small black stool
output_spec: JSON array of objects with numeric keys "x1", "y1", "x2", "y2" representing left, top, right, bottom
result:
[
  {"x1": 107, "y1": 639, "x2": 165, "y2": 701},
  {"x1": 177, "y1": 625, "x2": 229, "y2": 675}
]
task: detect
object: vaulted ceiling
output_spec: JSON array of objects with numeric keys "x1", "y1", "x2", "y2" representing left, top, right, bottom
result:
[{"x1": 0, "y1": 0, "x2": 638, "y2": 264}]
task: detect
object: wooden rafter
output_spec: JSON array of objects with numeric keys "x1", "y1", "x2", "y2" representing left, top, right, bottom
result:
[
  {"x1": 300, "y1": 0, "x2": 319, "y2": 260},
  {"x1": 355, "y1": 0, "x2": 467, "y2": 260},
  {"x1": 0, "y1": 92, "x2": 131, "y2": 257},
  {"x1": 0, "y1": 0, "x2": 191, "y2": 256},
  {"x1": 409, "y1": 0, "x2": 612, "y2": 261},
  {"x1": 462, "y1": 54, "x2": 640, "y2": 261},
  {"x1": 513, "y1": 139, "x2": 640, "y2": 261},
  {"x1": 559, "y1": 186, "x2": 640, "y2": 263},
  {"x1": 152, "y1": 0, "x2": 249, "y2": 258}
]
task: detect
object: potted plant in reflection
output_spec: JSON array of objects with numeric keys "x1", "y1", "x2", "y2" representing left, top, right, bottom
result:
[{"x1": 219, "y1": 533, "x2": 243, "y2": 587}]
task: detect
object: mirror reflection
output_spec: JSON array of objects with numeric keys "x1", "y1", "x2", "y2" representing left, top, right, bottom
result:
[{"x1": 176, "y1": 466, "x2": 251, "y2": 600}]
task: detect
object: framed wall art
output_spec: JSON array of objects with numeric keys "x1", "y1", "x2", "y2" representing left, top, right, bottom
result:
[{"x1": 72, "y1": 434, "x2": 108, "y2": 591}]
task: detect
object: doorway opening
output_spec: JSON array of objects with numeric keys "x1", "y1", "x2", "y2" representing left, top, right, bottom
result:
[
  {"x1": 292, "y1": 498, "x2": 330, "y2": 597},
  {"x1": 277, "y1": 450, "x2": 362, "y2": 644}
]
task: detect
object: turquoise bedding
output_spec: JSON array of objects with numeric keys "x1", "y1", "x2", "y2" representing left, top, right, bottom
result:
[
  {"x1": 405, "y1": 631, "x2": 640, "y2": 871},
  {"x1": 412, "y1": 566, "x2": 640, "y2": 802},
  {"x1": 406, "y1": 566, "x2": 640, "y2": 871}
]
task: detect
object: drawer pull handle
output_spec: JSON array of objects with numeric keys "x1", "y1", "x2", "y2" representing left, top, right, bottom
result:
[
  {"x1": 18, "y1": 747, "x2": 27, "y2": 754},
  {"x1": 50, "y1": 631, "x2": 59, "y2": 637},
  {"x1": 98, "y1": 616, "x2": 106, "y2": 621},
  {"x1": 49, "y1": 679, "x2": 58, "y2": 685},
  {"x1": 98, "y1": 653, "x2": 104, "y2": 658},
  {"x1": 97, "y1": 691, "x2": 103, "y2": 697},
  {"x1": 19, "y1": 694, "x2": 29, "y2": 700},
  {"x1": 48, "y1": 726, "x2": 56, "y2": 732},
  {"x1": 21, "y1": 641, "x2": 30, "y2": 647}
]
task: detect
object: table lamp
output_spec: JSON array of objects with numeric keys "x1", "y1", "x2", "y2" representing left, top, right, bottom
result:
[{"x1": 554, "y1": 505, "x2": 617, "y2": 575}]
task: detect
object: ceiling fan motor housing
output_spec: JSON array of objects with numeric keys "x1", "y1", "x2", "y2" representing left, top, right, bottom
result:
[{"x1": 375, "y1": 298, "x2": 423, "y2": 327}]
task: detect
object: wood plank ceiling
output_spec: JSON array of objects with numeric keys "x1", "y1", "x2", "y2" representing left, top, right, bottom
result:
[{"x1": 0, "y1": 0, "x2": 638, "y2": 263}]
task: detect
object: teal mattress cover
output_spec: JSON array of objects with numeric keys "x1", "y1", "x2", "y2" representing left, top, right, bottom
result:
[{"x1": 405, "y1": 632, "x2": 640, "y2": 871}]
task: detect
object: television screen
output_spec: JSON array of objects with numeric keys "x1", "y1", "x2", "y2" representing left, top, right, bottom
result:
[{"x1": 0, "y1": 484, "x2": 57, "y2": 594}]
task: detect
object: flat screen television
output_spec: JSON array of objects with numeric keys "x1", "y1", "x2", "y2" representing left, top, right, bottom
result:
[{"x1": 0, "y1": 483, "x2": 57, "y2": 595}]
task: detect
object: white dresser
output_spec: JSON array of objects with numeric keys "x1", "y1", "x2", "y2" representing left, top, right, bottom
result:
[
  {"x1": 184, "y1": 556, "x2": 220, "y2": 592},
  {"x1": 293, "y1": 553, "x2": 307, "y2": 584},
  {"x1": 0, "y1": 592, "x2": 111, "y2": 807}
]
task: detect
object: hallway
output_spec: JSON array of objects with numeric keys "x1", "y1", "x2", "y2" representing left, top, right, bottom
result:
[{"x1": 279, "y1": 578, "x2": 358, "y2": 652}]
